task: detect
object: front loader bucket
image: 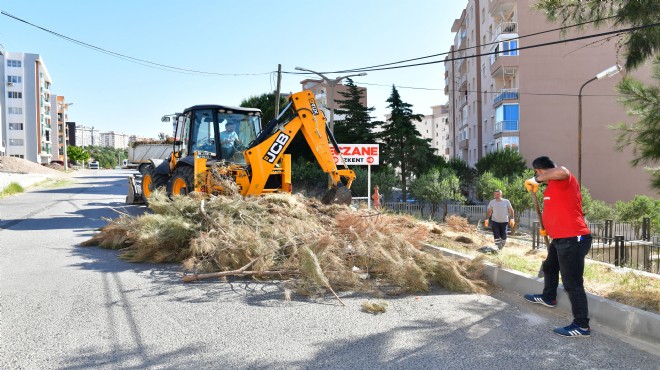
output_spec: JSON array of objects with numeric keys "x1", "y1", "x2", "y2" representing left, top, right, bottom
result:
[
  {"x1": 321, "y1": 185, "x2": 352, "y2": 206},
  {"x1": 126, "y1": 174, "x2": 145, "y2": 204}
]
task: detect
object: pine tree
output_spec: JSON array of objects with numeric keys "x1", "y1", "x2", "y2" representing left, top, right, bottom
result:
[
  {"x1": 332, "y1": 78, "x2": 377, "y2": 144},
  {"x1": 378, "y1": 86, "x2": 432, "y2": 202}
]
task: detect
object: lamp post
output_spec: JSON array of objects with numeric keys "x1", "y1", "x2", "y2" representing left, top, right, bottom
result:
[
  {"x1": 294, "y1": 66, "x2": 366, "y2": 133},
  {"x1": 577, "y1": 64, "x2": 621, "y2": 185},
  {"x1": 60, "y1": 101, "x2": 73, "y2": 170}
]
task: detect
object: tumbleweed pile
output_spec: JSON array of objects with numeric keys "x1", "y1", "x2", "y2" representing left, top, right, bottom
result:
[{"x1": 82, "y1": 189, "x2": 488, "y2": 297}]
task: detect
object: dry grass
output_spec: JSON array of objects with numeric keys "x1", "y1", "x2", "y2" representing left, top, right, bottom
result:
[
  {"x1": 83, "y1": 190, "x2": 489, "y2": 297},
  {"x1": 361, "y1": 300, "x2": 389, "y2": 314}
]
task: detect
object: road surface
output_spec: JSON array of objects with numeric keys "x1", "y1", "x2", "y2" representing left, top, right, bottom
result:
[{"x1": 1, "y1": 170, "x2": 658, "y2": 369}]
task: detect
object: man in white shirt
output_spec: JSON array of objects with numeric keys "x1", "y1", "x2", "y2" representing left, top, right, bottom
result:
[
  {"x1": 484, "y1": 189, "x2": 515, "y2": 250},
  {"x1": 220, "y1": 121, "x2": 242, "y2": 159}
]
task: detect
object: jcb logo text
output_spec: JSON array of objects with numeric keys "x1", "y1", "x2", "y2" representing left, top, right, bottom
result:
[{"x1": 264, "y1": 132, "x2": 291, "y2": 163}]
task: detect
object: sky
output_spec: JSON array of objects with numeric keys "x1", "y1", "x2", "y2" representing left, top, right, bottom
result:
[{"x1": 0, "y1": 0, "x2": 468, "y2": 138}]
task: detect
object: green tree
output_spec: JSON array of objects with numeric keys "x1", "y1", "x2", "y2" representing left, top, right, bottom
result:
[
  {"x1": 475, "y1": 148, "x2": 527, "y2": 179},
  {"x1": 613, "y1": 58, "x2": 660, "y2": 190},
  {"x1": 378, "y1": 86, "x2": 430, "y2": 202},
  {"x1": 410, "y1": 168, "x2": 465, "y2": 221},
  {"x1": 534, "y1": 0, "x2": 660, "y2": 192},
  {"x1": 615, "y1": 195, "x2": 660, "y2": 238},
  {"x1": 240, "y1": 92, "x2": 288, "y2": 124},
  {"x1": 477, "y1": 170, "x2": 537, "y2": 233},
  {"x1": 447, "y1": 157, "x2": 477, "y2": 200},
  {"x1": 86, "y1": 146, "x2": 126, "y2": 169},
  {"x1": 581, "y1": 187, "x2": 616, "y2": 222},
  {"x1": 290, "y1": 157, "x2": 327, "y2": 196},
  {"x1": 369, "y1": 165, "x2": 399, "y2": 203},
  {"x1": 333, "y1": 78, "x2": 377, "y2": 144},
  {"x1": 67, "y1": 146, "x2": 90, "y2": 166}
]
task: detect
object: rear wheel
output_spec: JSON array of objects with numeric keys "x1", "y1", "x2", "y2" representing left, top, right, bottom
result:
[
  {"x1": 141, "y1": 165, "x2": 169, "y2": 204},
  {"x1": 168, "y1": 165, "x2": 195, "y2": 197}
]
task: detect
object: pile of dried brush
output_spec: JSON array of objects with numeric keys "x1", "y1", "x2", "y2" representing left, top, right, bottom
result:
[{"x1": 82, "y1": 189, "x2": 487, "y2": 297}]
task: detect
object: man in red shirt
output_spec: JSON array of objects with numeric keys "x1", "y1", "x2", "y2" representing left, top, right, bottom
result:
[{"x1": 523, "y1": 156, "x2": 593, "y2": 338}]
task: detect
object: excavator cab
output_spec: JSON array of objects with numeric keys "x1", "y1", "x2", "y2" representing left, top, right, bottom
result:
[{"x1": 175, "y1": 105, "x2": 261, "y2": 164}]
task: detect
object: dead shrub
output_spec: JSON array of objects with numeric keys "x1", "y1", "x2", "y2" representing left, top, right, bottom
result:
[{"x1": 83, "y1": 192, "x2": 488, "y2": 297}]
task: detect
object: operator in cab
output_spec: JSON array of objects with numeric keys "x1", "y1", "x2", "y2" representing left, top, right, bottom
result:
[{"x1": 220, "y1": 120, "x2": 242, "y2": 159}]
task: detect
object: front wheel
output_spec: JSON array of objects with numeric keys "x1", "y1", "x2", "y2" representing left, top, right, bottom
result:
[
  {"x1": 141, "y1": 165, "x2": 169, "y2": 205},
  {"x1": 167, "y1": 165, "x2": 195, "y2": 197}
]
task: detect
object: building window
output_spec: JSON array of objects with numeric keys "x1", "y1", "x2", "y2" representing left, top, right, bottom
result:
[
  {"x1": 9, "y1": 139, "x2": 25, "y2": 146},
  {"x1": 7, "y1": 60, "x2": 22, "y2": 67},
  {"x1": 9, "y1": 123, "x2": 24, "y2": 130},
  {"x1": 7, "y1": 76, "x2": 22, "y2": 83},
  {"x1": 8, "y1": 91, "x2": 22, "y2": 99},
  {"x1": 502, "y1": 40, "x2": 519, "y2": 56},
  {"x1": 8, "y1": 107, "x2": 23, "y2": 114}
]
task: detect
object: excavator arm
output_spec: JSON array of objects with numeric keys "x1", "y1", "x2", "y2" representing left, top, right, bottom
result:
[{"x1": 240, "y1": 90, "x2": 355, "y2": 204}]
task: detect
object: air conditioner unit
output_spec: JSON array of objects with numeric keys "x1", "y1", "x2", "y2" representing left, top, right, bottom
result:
[{"x1": 503, "y1": 68, "x2": 516, "y2": 75}]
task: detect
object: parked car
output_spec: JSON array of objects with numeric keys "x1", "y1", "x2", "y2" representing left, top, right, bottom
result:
[{"x1": 89, "y1": 161, "x2": 100, "y2": 170}]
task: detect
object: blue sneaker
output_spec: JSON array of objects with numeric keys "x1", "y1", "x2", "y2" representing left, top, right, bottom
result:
[
  {"x1": 554, "y1": 323, "x2": 591, "y2": 337},
  {"x1": 524, "y1": 294, "x2": 557, "y2": 308}
]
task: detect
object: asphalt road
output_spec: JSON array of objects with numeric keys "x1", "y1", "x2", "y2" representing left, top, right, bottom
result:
[{"x1": 1, "y1": 170, "x2": 658, "y2": 370}]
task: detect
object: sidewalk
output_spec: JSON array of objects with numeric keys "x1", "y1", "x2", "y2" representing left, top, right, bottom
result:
[
  {"x1": 0, "y1": 172, "x2": 55, "y2": 190},
  {"x1": 423, "y1": 243, "x2": 660, "y2": 347}
]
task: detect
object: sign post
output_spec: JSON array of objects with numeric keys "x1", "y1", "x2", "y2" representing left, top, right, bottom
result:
[{"x1": 330, "y1": 144, "x2": 380, "y2": 209}]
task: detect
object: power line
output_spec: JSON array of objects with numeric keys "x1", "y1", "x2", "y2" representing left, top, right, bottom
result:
[
  {"x1": 285, "y1": 22, "x2": 659, "y2": 75},
  {"x1": 315, "y1": 16, "x2": 618, "y2": 74},
  {"x1": 1, "y1": 11, "x2": 272, "y2": 76}
]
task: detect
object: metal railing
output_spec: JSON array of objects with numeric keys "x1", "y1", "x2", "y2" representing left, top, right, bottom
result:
[
  {"x1": 493, "y1": 88, "x2": 519, "y2": 105},
  {"x1": 380, "y1": 202, "x2": 659, "y2": 274},
  {"x1": 494, "y1": 120, "x2": 519, "y2": 134}
]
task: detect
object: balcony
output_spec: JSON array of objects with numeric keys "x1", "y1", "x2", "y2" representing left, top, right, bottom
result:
[
  {"x1": 493, "y1": 88, "x2": 519, "y2": 106},
  {"x1": 458, "y1": 138, "x2": 469, "y2": 150},
  {"x1": 493, "y1": 22, "x2": 517, "y2": 41},
  {"x1": 490, "y1": 55, "x2": 519, "y2": 75},
  {"x1": 494, "y1": 120, "x2": 519, "y2": 135},
  {"x1": 489, "y1": 0, "x2": 516, "y2": 14}
]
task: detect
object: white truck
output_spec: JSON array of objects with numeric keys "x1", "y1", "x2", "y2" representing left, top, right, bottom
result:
[{"x1": 124, "y1": 143, "x2": 172, "y2": 173}]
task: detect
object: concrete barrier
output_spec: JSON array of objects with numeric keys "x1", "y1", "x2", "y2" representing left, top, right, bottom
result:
[{"x1": 423, "y1": 243, "x2": 660, "y2": 346}]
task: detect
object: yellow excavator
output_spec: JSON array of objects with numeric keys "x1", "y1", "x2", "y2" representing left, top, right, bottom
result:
[{"x1": 131, "y1": 90, "x2": 355, "y2": 205}]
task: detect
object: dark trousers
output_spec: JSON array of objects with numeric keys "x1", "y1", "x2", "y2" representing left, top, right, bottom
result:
[
  {"x1": 541, "y1": 234, "x2": 592, "y2": 327},
  {"x1": 491, "y1": 221, "x2": 508, "y2": 241}
]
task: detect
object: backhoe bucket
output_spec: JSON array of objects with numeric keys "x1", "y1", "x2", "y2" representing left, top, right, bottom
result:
[{"x1": 321, "y1": 184, "x2": 352, "y2": 206}]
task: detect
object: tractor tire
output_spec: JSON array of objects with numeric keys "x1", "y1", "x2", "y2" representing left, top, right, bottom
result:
[
  {"x1": 167, "y1": 165, "x2": 195, "y2": 197},
  {"x1": 141, "y1": 165, "x2": 169, "y2": 205}
]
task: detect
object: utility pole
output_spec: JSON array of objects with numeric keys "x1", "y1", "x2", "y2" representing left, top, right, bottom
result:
[{"x1": 274, "y1": 64, "x2": 282, "y2": 118}]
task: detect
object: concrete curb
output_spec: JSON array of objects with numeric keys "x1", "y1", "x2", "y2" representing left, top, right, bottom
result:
[{"x1": 423, "y1": 244, "x2": 660, "y2": 346}]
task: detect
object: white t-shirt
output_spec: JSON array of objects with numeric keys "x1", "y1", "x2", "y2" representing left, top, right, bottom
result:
[{"x1": 488, "y1": 198, "x2": 512, "y2": 223}]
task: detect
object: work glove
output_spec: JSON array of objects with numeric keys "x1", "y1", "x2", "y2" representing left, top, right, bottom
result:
[
  {"x1": 484, "y1": 219, "x2": 489, "y2": 228},
  {"x1": 539, "y1": 228, "x2": 548, "y2": 237},
  {"x1": 509, "y1": 219, "x2": 515, "y2": 228},
  {"x1": 525, "y1": 177, "x2": 539, "y2": 193}
]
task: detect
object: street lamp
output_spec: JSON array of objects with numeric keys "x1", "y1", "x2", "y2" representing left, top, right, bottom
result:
[
  {"x1": 577, "y1": 64, "x2": 621, "y2": 185},
  {"x1": 294, "y1": 66, "x2": 367, "y2": 133},
  {"x1": 59, "y1": 101, "x2": 73, "y2": 170}
]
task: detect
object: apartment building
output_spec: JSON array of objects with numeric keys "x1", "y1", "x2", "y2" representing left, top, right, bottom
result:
[
  {"x1": 444, "y1": 0, "x2": 654, "y2": 203},
  {"x1": 100, "y1": 131, "x2": 130, "y2": 149},
  {"x1": 419, "y1": 104, "x2": 450, "y2": 159},
  {"x1": 300, "y1": 79, "x2": 368, "y2": 132},
  {"x1": 73, "y1": 124, "x2": 100, "y2": 147},
  {"x1": 2, "y1": 52, "x2": 54, "y2": 163},
  {"x1": 53, "y1": 95, "x2": 73, "y2": 164}
]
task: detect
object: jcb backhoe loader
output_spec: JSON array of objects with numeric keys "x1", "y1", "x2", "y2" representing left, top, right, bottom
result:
[{"x1": 132, "y1": 90, "x2": 355, "y2": 205}]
